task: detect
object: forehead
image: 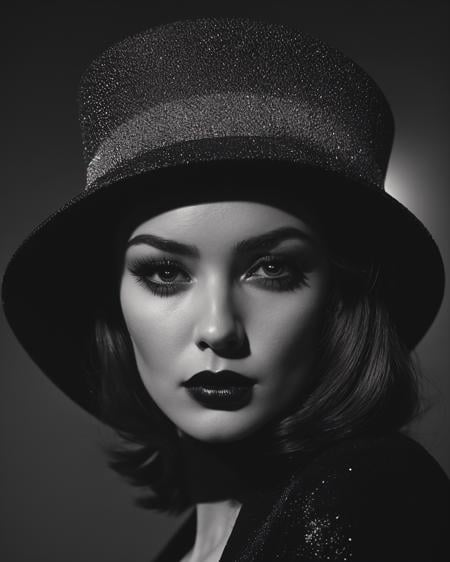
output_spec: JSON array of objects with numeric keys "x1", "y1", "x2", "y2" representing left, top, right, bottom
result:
[{"x1": 129, "y1": 201, "x2": 316, "y2": 243}]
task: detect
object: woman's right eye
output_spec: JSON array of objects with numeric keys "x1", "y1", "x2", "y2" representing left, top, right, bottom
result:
[{"x1": 128, "y1": 258, "x2": 191, "y2": 297}]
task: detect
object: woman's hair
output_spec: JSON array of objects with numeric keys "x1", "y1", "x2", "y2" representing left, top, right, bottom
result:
[{"x1": 88, "y1": 166, "x2": 421, "y2": 516}]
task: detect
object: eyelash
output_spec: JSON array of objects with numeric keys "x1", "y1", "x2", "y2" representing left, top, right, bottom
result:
[
  {"x1": 129, "y1": 258, "x2": 191, "y2": 298},
  {"x1": 128, "y1": 256, "x2": 308, "y2": 298}
]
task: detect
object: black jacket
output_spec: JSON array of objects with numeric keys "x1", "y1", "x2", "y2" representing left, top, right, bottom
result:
[{"x1": 153, "y1": 433, "x2": 449, "y2": 561}]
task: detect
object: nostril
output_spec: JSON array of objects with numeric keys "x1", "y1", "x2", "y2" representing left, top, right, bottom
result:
[
  {"x1": 197, "y1": 333, "x2": 237, "y2": 351},
  {"x1": 196, "y1": 331, "x2": 250, "y2": 359},
  {"x1": 197, "y1": 340, "x2": 209, "y2": 351}
]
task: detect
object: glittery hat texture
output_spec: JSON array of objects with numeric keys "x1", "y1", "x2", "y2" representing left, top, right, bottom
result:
[{"x1": 80, "y1": 18, "x2": 393, "y2": 191}]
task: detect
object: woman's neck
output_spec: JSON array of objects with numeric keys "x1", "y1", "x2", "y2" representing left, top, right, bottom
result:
[
  {"x1": 176, "y1": 429, "x2": 305, "y2": 560},
  {"x1": 183, "y1": 499, "x2": 242, "y2": 562},
  {"x1": 178, "y1": 431, "x2": 259, "y2": 504}
]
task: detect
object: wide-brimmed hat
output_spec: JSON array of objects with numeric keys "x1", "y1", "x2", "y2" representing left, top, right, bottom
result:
[{"x1": 2, "y1": 17, "x2": 444, "y2": 423}]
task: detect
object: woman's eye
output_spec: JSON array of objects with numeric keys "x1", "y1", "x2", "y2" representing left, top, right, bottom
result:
[
  {"x1": 246, "y1": 257, "x2": 308, "y2": 291},
  {"x1": 150, "y1": 264, "x2": 187, "y2": 283},
  {"x1": 253, "y1": 261, "x2": 288, "y2": 277},
  {"x1": 128, "y1": 258, "x2": 191, "y2": 297}
]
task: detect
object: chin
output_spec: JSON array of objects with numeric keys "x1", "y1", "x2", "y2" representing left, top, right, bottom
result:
[{"x1": 174, "y1": 409, "x2": 270, "y2": 443}]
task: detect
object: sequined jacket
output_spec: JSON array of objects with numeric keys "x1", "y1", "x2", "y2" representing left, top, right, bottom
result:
[{"x1": 153, "y1": 433, "x2": 449, "y2": 561}]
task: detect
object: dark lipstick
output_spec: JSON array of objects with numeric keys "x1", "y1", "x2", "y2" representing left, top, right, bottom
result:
[{"x1": 182, "y1": 370, "x2": 255, "y2": 410}]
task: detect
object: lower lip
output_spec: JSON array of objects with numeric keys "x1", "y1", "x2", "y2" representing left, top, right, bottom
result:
[{"x1": 184, "y1": 385, "x2": 254, "y2": 410}]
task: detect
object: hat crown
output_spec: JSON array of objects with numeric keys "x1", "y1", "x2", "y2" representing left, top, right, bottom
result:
[{"x1": 78, "y1": 17, "x2": 394, "y2": 188}]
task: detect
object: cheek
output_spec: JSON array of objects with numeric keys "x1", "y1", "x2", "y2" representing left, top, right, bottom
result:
[
  {"x1": 119, "y1": 278, "x2": 188, "y2": 373},
  {"x1": 251, "y1": 282, "x2": 327, "y2": 378}
]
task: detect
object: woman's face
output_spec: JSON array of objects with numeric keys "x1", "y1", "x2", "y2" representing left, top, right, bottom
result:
[{"x1": 120, "y1": 201, "x2": 330, "y2": 442}]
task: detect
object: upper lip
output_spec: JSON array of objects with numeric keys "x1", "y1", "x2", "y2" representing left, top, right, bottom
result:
[{"x1": 182, "y1": 370, "x2": 255, "y2": 388}]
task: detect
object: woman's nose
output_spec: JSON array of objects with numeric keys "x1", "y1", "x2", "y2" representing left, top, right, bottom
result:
[{"x1": 193, "y1": 279, "x2": 248, "y2": 358}]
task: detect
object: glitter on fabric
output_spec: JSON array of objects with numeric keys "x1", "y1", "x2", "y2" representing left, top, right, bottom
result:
[
  {"x1": 86, "y1": 92, "x2": 380, "y2": 188},
  {"x1": 155, "y1": 433, "x2": 450, "y2": 561},
  {"x1": 79, "y1": 17, "x2": 393, "y2": 192},
  {"x1": 295, "y1": 475, "x2": 352, "y2": 560}
]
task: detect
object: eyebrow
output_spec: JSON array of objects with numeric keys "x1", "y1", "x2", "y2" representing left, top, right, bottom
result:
[{"x1": 126, "y1": 226, "x2": 313, "y2": 257}]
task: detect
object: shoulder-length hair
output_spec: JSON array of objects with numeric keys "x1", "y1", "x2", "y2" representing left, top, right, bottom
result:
[{"x1": 88, "y1": 163, "x2": 420, "y2": 516}]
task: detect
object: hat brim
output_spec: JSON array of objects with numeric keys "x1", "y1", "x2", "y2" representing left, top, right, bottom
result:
[{"x1": 2, "y1": 137, "x2": 445, "y2": 422}]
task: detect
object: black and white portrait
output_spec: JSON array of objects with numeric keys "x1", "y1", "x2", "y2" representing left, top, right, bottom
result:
[{"x1": 2, "y1": 3, "x2": 449, "y2": 561}]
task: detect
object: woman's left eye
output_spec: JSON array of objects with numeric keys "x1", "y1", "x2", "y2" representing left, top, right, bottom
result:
[
  {"x1": 245, "y1": 256, "x2": 308, "y2": 292},
  {"x1": 252, "y1": 261, "x2": 288, "y2": 277}
]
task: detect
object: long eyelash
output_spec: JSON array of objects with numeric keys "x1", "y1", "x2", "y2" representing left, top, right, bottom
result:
[
  {"x1": 248, "y1": 255, "x2": 309, "y2": 291},
  {"x1": 128, "y1": 257, "x2": 190, "y2": 298}
]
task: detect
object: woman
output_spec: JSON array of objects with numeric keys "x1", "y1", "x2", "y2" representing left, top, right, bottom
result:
[{"x1": 2, "y1": 17, "x2": 449, "y2": 562}]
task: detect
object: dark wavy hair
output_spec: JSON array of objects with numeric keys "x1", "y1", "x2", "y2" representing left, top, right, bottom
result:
[{"x1": 87, "y1": 163, "x2": 421, "y2": 516}]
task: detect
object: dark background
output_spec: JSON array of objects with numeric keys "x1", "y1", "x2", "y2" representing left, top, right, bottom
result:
[{"x1": 2, "y1": 1, "x2": 449, "y2": 561}]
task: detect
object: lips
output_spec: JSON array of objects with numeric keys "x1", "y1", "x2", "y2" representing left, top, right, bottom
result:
[
  {"x1": 182, "y1": 370, "x2": 255, "y2": 388},
  {"x1": 182, "y1": 370, "x2": 255, "y2": 410}
]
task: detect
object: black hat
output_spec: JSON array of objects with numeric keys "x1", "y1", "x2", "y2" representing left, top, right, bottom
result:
[{"x1": 2, "y1": 17, "x2": 444, "y2": 422}]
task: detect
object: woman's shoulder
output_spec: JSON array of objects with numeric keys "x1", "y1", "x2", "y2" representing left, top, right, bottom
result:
[
  {"x1": 296, "y1": 431, "x2": 448, "y2": 482},
  {"x1": 275, "y1": 432, "x2": 449, "y2": 561}
]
